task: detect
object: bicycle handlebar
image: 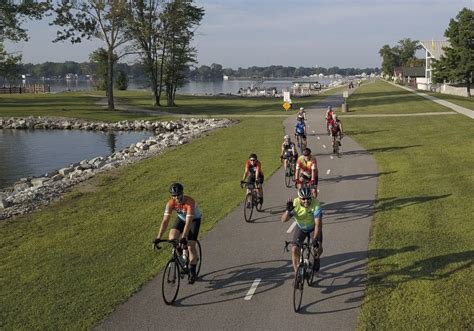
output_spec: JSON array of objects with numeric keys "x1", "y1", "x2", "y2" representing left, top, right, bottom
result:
[{"x1": 152, "y1": 238, "x2": 181, "y2": 250}]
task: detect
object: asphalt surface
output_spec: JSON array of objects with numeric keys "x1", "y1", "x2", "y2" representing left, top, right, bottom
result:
[{"x1": 97, "y1": 92, "x2": 377, "y2": 330}]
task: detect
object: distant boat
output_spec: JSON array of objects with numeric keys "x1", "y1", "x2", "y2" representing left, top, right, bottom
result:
[{"x1": 223, "y1": 75, "x2": 229, "y2": 80}]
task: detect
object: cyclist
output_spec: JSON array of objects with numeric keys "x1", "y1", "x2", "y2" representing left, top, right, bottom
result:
[
  {"x1": 281, "y1": 187, "x2": 323, "y2": 273},
  {"x1": 155, "y1": 183, "x2": 201, "y2": 284},
  {"x1": 297, "y1": 107, "x2": 307, "y2": 122},
  {"x1": 329, "y1": 114, "x2": 344, "y2": 152},
  {"x1": 280, "y1": 135, "x2": 298, "y2": 175},
  {"x1": 294, "y1": 117, "x2": 307, "y2": 150},
  {"x1": 295, "y1": 148, "x2": 318, "y2": 198},
  {"x1": 325, "y1": 106, "x2": 334, "y2": 135},
  {"x1": 242, "y1": 153, "x2": 264, "y2": 206}
]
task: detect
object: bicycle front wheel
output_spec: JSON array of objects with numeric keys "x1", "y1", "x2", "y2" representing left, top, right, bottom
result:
[
  {"x1": 196, "y1": 240, "x2": 202, "y2": 276},
  {"x1": 293, "y1": 266, "x2": 304, "y2": 312},
  {"x1": 285, "y1": 168, "x2": 292, "y2": 187},
  {"x1": 162, "y1": 259, "x2": 180, "y2": 305},
  {"x1": 244, "y1": 193, "x2": 254, "y2": 222}
]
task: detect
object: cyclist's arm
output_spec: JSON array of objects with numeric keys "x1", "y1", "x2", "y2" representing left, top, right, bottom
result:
[
  {"x1": 339, "y1": 122, "x2": 344, "y2": 135},
  {"x1": 280, "y1": 144, "x2": 285, "y2": 158},
  {"x1": 242, "y1": 163, "x2": 249, "y2": 181},
  {"x1": 311, "y1": 162, "x2": 318, "y2": 182},
  {"x1": 181, "y1": 209, "x2": 194, "y2": 240},
  {"x1": 255, "y1": 163, "x2": 262, "y2": 181},
  {"x1": 313, "y1": 216, "x2": 322, "y2": 243},
  {"x1": 281, "y1": 210, "x2": 291, "y2": 222},
  {"x1": 295, "y1": 160, "x2": 301, "y2": 180},
  {"x1": 157, "y1": 202, "x2": 173, "y2": 239}
]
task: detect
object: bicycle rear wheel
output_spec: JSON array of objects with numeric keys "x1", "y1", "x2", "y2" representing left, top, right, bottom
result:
[
  {"x1": 162, "y1": 259, "x2": 180, "y2": 305},
  {"x1": 244, "y1": 193, "x2": 254, "y2": 222},
  {"x1": 293, "y1": 265, "x2": 304, "y2": 312},
  {"x1": 306, "y1": 249, "x2": 315, "y2": 286}
]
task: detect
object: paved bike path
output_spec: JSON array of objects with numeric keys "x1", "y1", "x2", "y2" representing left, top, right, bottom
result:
[{"x1": 97, "y1": 92, "x2": 377, "y2": 330}]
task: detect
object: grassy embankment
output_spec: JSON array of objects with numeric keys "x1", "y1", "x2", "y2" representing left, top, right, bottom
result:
[
  {"x1": 0, "y1": 87, "x2": 344, "y2": 329},
  {"x1": 342, "y1": 80, "x2": 473, "y2": 329},
  {"x1": 426, "y1": 91, "x2": 474, "y2": 111}
]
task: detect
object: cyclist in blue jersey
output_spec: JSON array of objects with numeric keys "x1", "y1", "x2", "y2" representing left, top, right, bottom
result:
[
  {"x1": 294, "y1": 117, "x2": 307, "y2": 150},
  {"x1": 281, "y1": 187, "x2": 323, "y2": 273}
]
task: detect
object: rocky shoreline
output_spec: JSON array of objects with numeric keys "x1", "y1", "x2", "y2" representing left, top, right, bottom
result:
[{"x1": 0, "y1": 117, "x2": 234, "y2": 220}]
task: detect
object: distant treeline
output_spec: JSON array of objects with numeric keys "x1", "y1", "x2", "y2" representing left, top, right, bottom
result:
[{"x1": 19, "y1": 61, "x2": 379, "y2": 80}]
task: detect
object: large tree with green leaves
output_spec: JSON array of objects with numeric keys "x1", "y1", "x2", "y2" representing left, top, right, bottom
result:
[
  {"x1": 432, "y1": 7, "x2": 473, "y2": 97},
  {"x1": 125, "y1": 0, "x2": 165, "y2": 106},
  {"x1": 379, "y1": 38, "x2": 422, "y2": 77},
  {"x1": 52, "y1": 0, "x2": 129, "y2": 110},
  {"x1": 161, "y1": 0, "x2": 203, "y2": 106}
]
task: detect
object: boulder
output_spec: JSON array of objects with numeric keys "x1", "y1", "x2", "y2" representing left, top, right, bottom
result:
[
  {"x1": 31, "y1": 177, "x2": 49, "y2": 188},
  {"x1": 59, "y1": 167, "x2": 74, "y2": 176}
]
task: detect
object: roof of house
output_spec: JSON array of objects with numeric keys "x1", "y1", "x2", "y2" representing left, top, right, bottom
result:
[
  {"x1": 419, "y1": 40, "x2": 450, "y2": 59},
  {"x1": 394, "y1": 67, "x2": 426, "y2": 77}
]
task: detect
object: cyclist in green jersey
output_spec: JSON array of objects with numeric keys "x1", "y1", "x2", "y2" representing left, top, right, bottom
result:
[{"x1": 281, "y1": 187, "x2": 323, "y2": 273}]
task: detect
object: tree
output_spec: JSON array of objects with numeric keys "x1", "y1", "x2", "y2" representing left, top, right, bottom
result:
[
  {"x1": 125, "y1": 0, "x2": 165, "y2": 106},
  {"x1": 115, "y1": 70, "x2": 128, "y2": 90},
  {"x1": 397, "y1": 38, "x2": 422, "y2": 66},
  {"x1": 90, "y1": 48, "x2": 117, "y2": 91},
  {"x1": 0, "y1": 43, "x2": 21, "y2": 85},
  {"x1": 379, "y1": 39, "x2": 422, "y2": 77},
  {"x1": 52, "y1": 0, "x2": 129, "y2": 110},
  {"x1": 432, "y1": 7, "x2": 473, "y2": 97},
  {"x1": 161, "y1": 0, "x2": 204, "y2": 106}
]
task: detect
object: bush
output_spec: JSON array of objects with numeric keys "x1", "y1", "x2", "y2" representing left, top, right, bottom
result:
[{"x1": 115, "y1": 71, "x2": 128, "y2": 90}]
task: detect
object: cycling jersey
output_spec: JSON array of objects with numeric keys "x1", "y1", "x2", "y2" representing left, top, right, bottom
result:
[
  {"x1": 165, "y1": 195, "x2": 202, "y2": 221},
  {"x1": 296, "y1": 155, "x2": 317, "y2": 172},
  {"x1": 245, "y1": 159, "x2": 263, "y2": 175},
  {"x1": 295, "y1": 122, "x2": 305, "y2": 135},
  {"x1": 291, "y1": 197, "x2": 322, "y2": 232},
  {"x1": 283, "y1": 142, "x2": 296, "y2": 153}
]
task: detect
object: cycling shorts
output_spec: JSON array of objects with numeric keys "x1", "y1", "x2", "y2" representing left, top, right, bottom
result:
[
  {"x1": 292, "y1": 225, "x2": 323, "y2": 247},
  {"x1": 172, "y1": 217, "x2": 201, "y2": 241},
  {"x1": 247, "y1": 173, "x2": 264, "y2": 185},
  {"x1": 296, "y1": 133, "x2": 306, "y2": 139}
]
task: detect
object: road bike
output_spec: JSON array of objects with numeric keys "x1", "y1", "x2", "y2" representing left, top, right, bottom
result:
[
  {"x1": 295, "y1": 133, "x2": 307, "y2": 154},
  {"x1": 240, "y1": 180, "x2": 263, "y2": 222},
  {"x1": 332, "y1": 134, "x2": 342, "y2": 156},
  {"x1": 153, "y1": 239, "x2": 202, "y2": 305},
  {"x1": 282, "y1": 155, "x2": 297, "y2": 188},
  {"x1": 284, "y1": 239, "x2": 319, "y2": 312}
]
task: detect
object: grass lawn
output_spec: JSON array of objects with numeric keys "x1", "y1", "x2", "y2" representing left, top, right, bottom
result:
[
  {"x1": 345, "y1": 80, "x2": 453, "y2": 114},
  {"x1": 0, "y1": 117, "x2": 284, "y2": 329},
  {"x1": 115, "y1": 86, "x2": 346, "y2": 115},
  {"x1": 344, "y1": 84, "x2": 474, "y2": 329},
  {"x1": 425, "y1": 91, "x2": 474, "y2": 111}
]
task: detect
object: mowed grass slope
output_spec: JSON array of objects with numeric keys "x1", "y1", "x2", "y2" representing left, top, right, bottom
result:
[
  {"x1": 426, "y1": 91, "x2": 474, "y2": 110},
  {"x1": 0, "y1": 118, "x2": 283, "y2": 329},
  {"x1": 344, "y1": 84, "x2": 474, "y2": 329},
  {"x1": 347, "y1": 80, "x2": 453, "y2": 114}
]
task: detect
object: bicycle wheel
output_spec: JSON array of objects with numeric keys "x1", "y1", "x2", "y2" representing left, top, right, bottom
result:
[
  {"x1": 334, "y1": 140, "x2": 339, "y2": 156},
  {"x1": 196, "y1": 240, "x2": 202, "y2": 276},
  {"x1": 162, "y1": 259, "x2": 180, "y2": 305},
  {"x1": 306, "y1": 249, "x2": 315, "y2": 286},
  {"x1": 244, "y1": 193, "x2": 254, "y2": 222},
  {"x1": 254, "y1": 190, "x2": 263, "y2": 212},
  {"x1": 285, "y1": 167, "x2": 292, "y2": 187},
  {"x1": 293, "y1": 265, "x2": 304, "y2": 312}
]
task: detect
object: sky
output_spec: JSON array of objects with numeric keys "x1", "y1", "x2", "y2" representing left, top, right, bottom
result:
[{"x1": 4, "y1": 0, "x2": 473, "y2": 69}]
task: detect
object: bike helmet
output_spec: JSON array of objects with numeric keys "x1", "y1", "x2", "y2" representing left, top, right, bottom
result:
[
  {"x1": 327, "y1": 106, "x2": 332, "y2": 111},
  {"x1": 249, "y1": 153, "x2": 258, "y2": 160},
  {"x1": 169, "y1": 182, "x2": 184, "y2": 196},
  {"x1": 299, "y1": 107, "x2": 305, "y2": 111},
  {"x1": 303, "y1": 148, "x2": 311, "y2": 156},
  {"x1": 284, "y1": 135, "x2": 290, "y2": 140},
  {"x1": 298, "y1": 187, "x2": 312, "y2": 200}
]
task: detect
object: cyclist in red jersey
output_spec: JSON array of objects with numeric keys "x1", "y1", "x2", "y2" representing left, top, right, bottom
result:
[
  {"x1": 155, "y1": 183, "x2": 202, "y2": 284},
  {"x1": 325, "y1": 106, "x2": 334, "y2": 136},
  {"x1": 242, "y1": 153, "x2": 264, "y2": 206},
  {"x1": 295, "y1": 148, "x2": 318, "y2": 198}
]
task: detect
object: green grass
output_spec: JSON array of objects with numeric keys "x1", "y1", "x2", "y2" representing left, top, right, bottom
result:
[
  {"x1": 0, "y1": 92, "x2": 153, "y2": 122},
  {"x1": 425, "y1": 91, "x2": 474, "y2": 111},
  {"x1": 346, "y1": 80, "x2": 452, "y2": 114},
  {"x1": 116, "y1": 86, "x2": 346, "y2": 115},
  {"x1": 0, "y1": 117, "x2": 284, "y2": 329},
  {"x1": 345, "y1": 85, "x2": 474, "y2": 329}
]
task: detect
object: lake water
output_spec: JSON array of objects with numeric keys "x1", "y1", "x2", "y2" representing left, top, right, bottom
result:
[
  {"x1": 0, "y1": 129, "x2": 153, "y2": 189},
  {"x1": 21, "y1": 78, "x2": 337, "y2": 94}
]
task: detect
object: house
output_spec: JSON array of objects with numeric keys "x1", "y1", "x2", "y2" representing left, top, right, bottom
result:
[
  {"x1": 418, "y1": 40, "x2": 450, "y2": 90},
  {"x1": 291, "y1": 79, "x2": 322, "y2": 95},
  {"x1": 393, "y1": 66, "x2": 426, "y2": 88}
]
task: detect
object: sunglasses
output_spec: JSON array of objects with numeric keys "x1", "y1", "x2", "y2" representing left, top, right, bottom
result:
[
  {"x1": 250, "y1": 158, "x2": 257, "y2": 161},
  {"x1": 300, "y1": 197, "x2": 312, "y2": 202}
]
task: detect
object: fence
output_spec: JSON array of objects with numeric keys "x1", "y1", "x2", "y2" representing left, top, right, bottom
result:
[{"x1": 0, "y1": 84, "x2": 51, "y2": 94}]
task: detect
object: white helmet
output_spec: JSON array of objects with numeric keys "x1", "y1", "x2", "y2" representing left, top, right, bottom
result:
[
  {"x1": 299, "y1": 107, "x2": 304, "y2": 111},
  {"x1": 284, "y1": 134, "x2": 290, "y2": 140}
]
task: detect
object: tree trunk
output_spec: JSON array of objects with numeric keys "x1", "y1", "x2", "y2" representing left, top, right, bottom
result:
[
  {"x1": 158, "y1": 39, "x2": 166, "y2": 106},
  {"x1": 466, "y1": 77, "x2": 471, "y2": 97},
  {"x1": 107, "y1": 48, "x2": 115, "y2": 110}
]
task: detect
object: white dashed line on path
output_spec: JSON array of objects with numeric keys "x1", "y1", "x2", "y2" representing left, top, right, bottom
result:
[
  {"x1": 322, "y1": 144, "x2": 326, "y2": 149},
  {"x1": 330, "y1": 155, "x2": 334, "y2": 160},
  {"x1": 317, "y1": 136, "x2": 320, "y2": 140},
  {"x1": 287, "y1": 221, "x2": 297, "y2": 233},
  {"x1": 244, "y1": 279, "x2": 262, "y2": 300},
  {"x1": 326, "y1": 169, "x2": 331, "y2": 175}
]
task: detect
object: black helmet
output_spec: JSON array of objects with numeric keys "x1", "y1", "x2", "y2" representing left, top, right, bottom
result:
[
  {"x1": 303, "y1": 148, "x2": 311, "y2": 156},
  {"x1": 298, "y1": 187, "x2": 312, "y2": 200},
  {"x1": 249, "y1": 153, "x2": 258, "y2": 160},
  {"x1": 169, "y1": 182, "x2": 184, "y2": 196}
]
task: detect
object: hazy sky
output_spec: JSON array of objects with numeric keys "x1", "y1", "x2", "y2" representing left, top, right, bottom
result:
[{"x1": 5, "y1": 0, "x2": 472, "y2": 68}]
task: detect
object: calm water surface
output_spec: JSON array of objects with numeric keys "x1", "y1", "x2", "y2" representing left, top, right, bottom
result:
[{"x1": 0, "y1": 129, "x2": 153, "y2": 189}]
